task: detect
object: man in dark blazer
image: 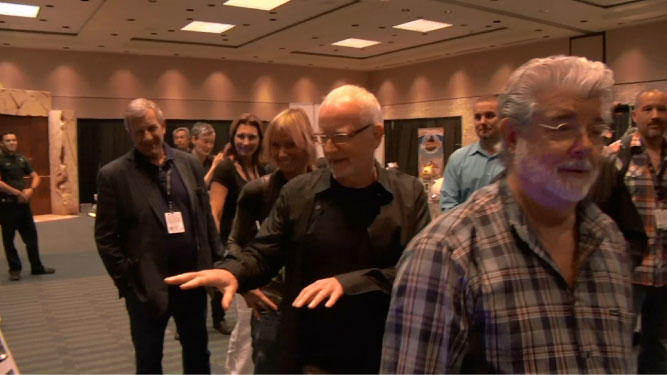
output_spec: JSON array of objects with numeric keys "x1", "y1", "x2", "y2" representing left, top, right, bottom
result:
[{"x1": 95, "y1": 98, "x2": 221, "y2": 374}]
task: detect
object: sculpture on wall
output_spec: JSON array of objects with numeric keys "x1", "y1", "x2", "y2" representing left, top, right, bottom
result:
[{"x1": 48, "y1": 110, "x2": 79, "y2": 215}]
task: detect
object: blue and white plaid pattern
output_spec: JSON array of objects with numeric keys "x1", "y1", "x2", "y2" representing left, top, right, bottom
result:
[{"x1": 381, "y1": 180, "x2": 634, "y2": 374}]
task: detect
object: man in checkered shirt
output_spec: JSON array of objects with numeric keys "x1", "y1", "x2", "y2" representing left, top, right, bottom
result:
[
  {"x1": 381, "y1": 55, "x2": 635, "y2": 373},
  {"x1": 607, "y1": 88, "x2": 667, "y2": 373}
]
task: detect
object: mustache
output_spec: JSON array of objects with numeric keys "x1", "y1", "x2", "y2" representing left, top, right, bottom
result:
[{"x1": 558, "y1": 158, "x2": 593, "y2": 171}]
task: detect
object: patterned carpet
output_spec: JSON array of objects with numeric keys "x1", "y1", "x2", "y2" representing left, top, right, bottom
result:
[{"x1": 0, "y1": 214, "x2": 233, "y2": 374}]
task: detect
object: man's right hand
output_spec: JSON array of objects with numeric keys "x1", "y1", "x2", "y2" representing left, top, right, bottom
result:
[
  {"x1": 242, "y1": 289, "x2": 278, "y2": 319},
  {"x1": 165, "y1": 269, "x2": 238, "y2": 310}
]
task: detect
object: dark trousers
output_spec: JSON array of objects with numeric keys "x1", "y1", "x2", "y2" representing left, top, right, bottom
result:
[
  {"x1": 250, "y1": 310, "x2": 282, "y2": 374},
  {"x1": 634, "y1": 284, "x2": 667, "y2": 374},
  {"x1": 0, "y1": 203, "x2": 43, "y2": 272},
  {"x1": 125, "y1": 286, "x2": 210, "y2": 374},
  {"x1": 210, "y1": 290, "x2": 226, "y2": 325}
]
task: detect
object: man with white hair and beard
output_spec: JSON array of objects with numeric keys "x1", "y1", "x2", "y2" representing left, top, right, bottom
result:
[{"x1": 381, "y1": 55, "x2": 634, "y2": 374}]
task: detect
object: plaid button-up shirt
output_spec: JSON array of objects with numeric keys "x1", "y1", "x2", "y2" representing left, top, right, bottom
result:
[
  {"x1": 608, "y1": 131, "x2": 666, "y2": 287},
  {"x1": 381, "y1": 179, "x2": 634, "y2": 374}
]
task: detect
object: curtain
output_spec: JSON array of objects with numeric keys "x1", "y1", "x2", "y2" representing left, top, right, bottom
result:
[{"x1": 78, "y1": 118, "x2": 232, "y2": 203}]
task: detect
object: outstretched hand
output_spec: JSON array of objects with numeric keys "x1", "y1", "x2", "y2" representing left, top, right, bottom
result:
[
  {"x1": 292, "y1": 277, "x2": 343, "y2": 309},
  {"x1": 165, "y1": 269, "x2": 238, "y2": 310}
]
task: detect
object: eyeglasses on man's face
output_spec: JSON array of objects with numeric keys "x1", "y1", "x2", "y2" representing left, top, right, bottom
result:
[
  {"x1": 536, "y1": 122, "x2": 611, "y2": 146},
  {"x1": 312, "y1": 123, "x2": 374, "y2": 145}
]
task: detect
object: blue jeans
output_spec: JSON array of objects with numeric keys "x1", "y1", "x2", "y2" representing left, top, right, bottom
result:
[
  {"x1": 250, "y1": 310, "x2": 282, "y2": 374},
  {"x1": 634, "y1": 284, "x2": 667, "y2": 374}
]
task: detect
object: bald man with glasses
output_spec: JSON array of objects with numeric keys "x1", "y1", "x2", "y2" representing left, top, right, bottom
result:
[{"x1": 167, "y1": 85, "x2": 430, "y2": 373}]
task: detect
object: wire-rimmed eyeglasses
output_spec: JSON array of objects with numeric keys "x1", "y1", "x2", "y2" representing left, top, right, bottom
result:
[{"x1": 312, "y1": 124, "x2": 374, "y2": 145}]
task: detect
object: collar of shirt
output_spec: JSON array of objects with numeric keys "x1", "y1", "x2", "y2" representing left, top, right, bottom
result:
[
  {"x1": 313, "y1": 161, "x2": 394, "y2": 204},
  {"x1": 498, "y1": 179, "x2": 606, "y2": 277},
  {"x1": 134, "y1": 144, "x2": 175, "y2": 170},
  {"x1": 468, "y1": 140, "x2": 500, "y2": 158}
]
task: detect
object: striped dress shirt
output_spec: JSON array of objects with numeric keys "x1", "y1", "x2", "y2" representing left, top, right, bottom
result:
[{"x1": 381, "y1": 179, "x2": 634, "y2": 374}]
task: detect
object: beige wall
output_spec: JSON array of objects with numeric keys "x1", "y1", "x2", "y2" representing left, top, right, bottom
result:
[
  {"x1": 369, "y1": 39, "x2": 568, "y2": 146},
  {"x1": 0, "y1": 19, "x2": 664, "y2": 144},
  {"x1": 0, "y1": 47, "x2": 367, "y2": 120},
  {"x1": 607, "y1": 19, "x2": 667, "y2": 103},
  {"x1": 369, "y1": 19, "x2": 667, "y2": 146}
]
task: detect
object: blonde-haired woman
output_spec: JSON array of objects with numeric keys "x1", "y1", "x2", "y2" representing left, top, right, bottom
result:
[{"x1": 226, "y1": 108, "x2": 317, "y2": 373}]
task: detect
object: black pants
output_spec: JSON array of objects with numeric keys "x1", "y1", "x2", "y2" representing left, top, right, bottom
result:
[
  {"x1": 210, "y1": 290, "x2": 226, "y2": 325},
  {"x1": 635, "y1": 284, "x2": 667, "y2": 373},
  {"x1": 125, "y1": 286, "x2": 210, "y2": 374},
  {"x1": 0, "y1": 203, "x2": 44, "y2": 272}
]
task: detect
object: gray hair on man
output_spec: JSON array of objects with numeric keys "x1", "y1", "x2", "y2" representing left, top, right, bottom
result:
[
  {"x1": 320, "y1": 85, "x2": 383, "y2": 126},
  {"x1": 172, "y1": 127, "x2": 190, "y2": 138},
  {"x1": 499, "y1": 55, "x2": 615, "y2": 129},
  {"x1": 124, "y1": 98, "x2": 165, "y2": 131},
  {"x1": 191, "y1": 122, "x2": 216, "y2": 138}
]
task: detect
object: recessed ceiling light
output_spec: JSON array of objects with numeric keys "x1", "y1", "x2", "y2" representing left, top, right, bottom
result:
[
  {"x1": 0, "y1": 1, "x2": 39, "y2": 18},
  {"x1": 332, "y1": 38, "x2": 381, "y2": 49},
  {"x1": 393, "y1": 19, "x2": 452, "y2": 33},
  {"x1": 181, "y1": 21, "x2": 235, "y2": 34},
  {"x1": 223, "y1": 0, "x2": 290, "y2": 11}
]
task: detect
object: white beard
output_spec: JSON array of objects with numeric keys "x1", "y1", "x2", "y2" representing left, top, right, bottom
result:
[{"x1": 514, "y1": 139, "x2": 599, "y2": 203}]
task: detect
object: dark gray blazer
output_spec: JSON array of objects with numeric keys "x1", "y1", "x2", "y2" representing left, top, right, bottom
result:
[{"x1": 94, "y1": 147, "x2": 222, "y2": 314}]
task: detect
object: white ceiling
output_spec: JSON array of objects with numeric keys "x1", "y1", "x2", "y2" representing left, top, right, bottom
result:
[{"x1": 0, "y1": 0, "x2": 665, "y2": 71}]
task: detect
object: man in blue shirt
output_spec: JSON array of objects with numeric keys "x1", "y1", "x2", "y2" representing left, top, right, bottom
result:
[{"x1": 440, "y1": 96, "x2": 504, "y2": 211}]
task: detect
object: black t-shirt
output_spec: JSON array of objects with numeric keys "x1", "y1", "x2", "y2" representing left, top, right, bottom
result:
[
  {"x1": 297, "y1": 177, "x2": 389, "y2": 373},
  {"x1": 211, "y1": 159, "x2": 265, "y2": 245},
  {"x1": 0, "y1": 152, "x2": 33, "y2": 201}
]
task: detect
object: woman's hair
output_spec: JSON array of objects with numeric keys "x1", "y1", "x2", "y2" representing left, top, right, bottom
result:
[
  {"x1": 263, "y1": 108, "x2": 317, "y2": 168},
  {"x1": 227, "y1": 113, "x2": 264, "y2": 165}
]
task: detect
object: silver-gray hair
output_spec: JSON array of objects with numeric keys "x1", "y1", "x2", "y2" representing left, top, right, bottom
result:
[
  {"x1": 499, "y1": 55, "x2": 615, "y2": 129},
  {"x1": 191, "y1": 122, "x2": 215, "y2": 138},
  {"x1": 172, "y1": 127, "x2": 190, "y2": 138},
  {"x1": 320, "y1": 84, "x2": 383, "y2": 125},
  {"x1": 124, "y1": 98, "x2": 165, "y2": 131}
]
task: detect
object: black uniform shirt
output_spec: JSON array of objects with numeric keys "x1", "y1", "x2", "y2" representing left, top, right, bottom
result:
[{"x1": 0, "y1": 152, "x2": 33, "y2": 201}]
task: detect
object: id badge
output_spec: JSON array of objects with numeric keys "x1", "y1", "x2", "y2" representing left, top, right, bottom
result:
[
  {"x1": 165, "y1": 211, "x2": 185, "y2": 234},
  {"x1": 656, "y1": 209, "x2": 667, "y2": 230}
]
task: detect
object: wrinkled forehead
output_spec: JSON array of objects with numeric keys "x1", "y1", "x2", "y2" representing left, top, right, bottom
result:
[{"x1": 319, "y1": 100, "x2": 363, "y2": 132}]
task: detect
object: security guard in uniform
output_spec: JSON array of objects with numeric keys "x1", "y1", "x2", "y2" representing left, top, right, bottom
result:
[{"x1": 0, "y1": 132, "x2": 55, "y2": 281}]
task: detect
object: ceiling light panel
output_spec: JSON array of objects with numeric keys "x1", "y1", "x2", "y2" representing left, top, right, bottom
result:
[
  {"x1": 0, "y1": 1, "x2": 39, "y2": 18},
  {"x1": 393, "y1": 19, "x2": 452, "y2": 33},
  {"x1": 223, "y1": 0, "x2": 291, "y2": 11},
  {"x1": 181, "y1": 21, "x2": 235, "y2": 34},
  {"x1": 332, "y1": 38, "x2": 381, "y2": 48}
]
